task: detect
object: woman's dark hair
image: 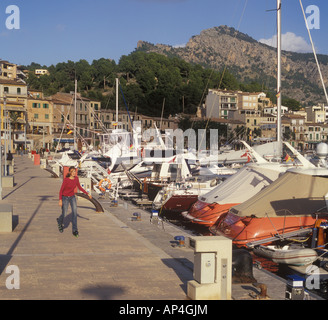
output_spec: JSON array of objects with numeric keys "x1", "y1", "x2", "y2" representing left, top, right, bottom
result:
[{"x1": 66, "y1": 166, "x2": 76, "y2": 178}]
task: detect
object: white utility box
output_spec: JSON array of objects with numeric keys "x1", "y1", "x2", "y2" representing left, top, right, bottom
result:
[
  {"x1": 187, "y1": 236, "x2": 232, "y2": 300},
  {"x1": 194, "y1": 252, "x2": 216, "y2": 284}
]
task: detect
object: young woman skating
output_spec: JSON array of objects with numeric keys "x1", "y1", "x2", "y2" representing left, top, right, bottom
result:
[{"x1": 57, "y1": 166, "x2": 92, "y2": 237}]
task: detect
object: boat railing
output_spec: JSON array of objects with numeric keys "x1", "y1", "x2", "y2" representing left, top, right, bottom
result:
[
  {"x1": 246, "y1": 228, "x2": 314, "y2": 248},
  {"x1": 266, "y1": 209, "x2": 314, "y2": 243},
  {"x1": 314, "y1": 206, "x2": 328, "y2": 215}
]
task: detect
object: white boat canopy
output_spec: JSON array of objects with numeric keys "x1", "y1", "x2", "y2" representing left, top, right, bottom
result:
[
  {"x1": 199, "y1": 163, "x2": 286, "y2": 205},
  {"x1": 229, "y1": 170, "x2": 328, "y2": 218}
]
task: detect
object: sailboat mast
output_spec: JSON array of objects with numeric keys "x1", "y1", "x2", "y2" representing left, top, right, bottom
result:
[
  {"x1": 277, "y1": 0, "x2": 282, "y2": 146},
  {"x1": 74, "y1": 79, "x2": 77, "y2": 150},
  {"x1": 116, "y1": 78, "x2": 119, "y2": 124}
]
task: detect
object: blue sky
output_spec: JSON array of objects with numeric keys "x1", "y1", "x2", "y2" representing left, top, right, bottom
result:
[{"x1": 0, "y1": 0, "x2": 327, "y2": 66}]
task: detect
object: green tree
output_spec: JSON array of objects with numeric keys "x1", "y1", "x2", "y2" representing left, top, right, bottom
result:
[{"x1": 282, "y1": 97, "x2": 301, "y2": 111}]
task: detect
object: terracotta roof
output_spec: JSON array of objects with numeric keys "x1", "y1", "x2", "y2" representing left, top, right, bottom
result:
[
  {"x1": 0, "y1": 78, "x2": 26, "y2": 85},
  {"x1": 27, "y1": 97, "x2": 52, "y2": 102},
  {"x1": 282, "y1": 114, "x2": 305, "y2": 119},
  {"x1": 50, "y1": 98, "x2": 72, "y2": 105},
  {"x1": 306, "y1": 122, "x2": 328, "y2": 127},
  {"x1": 0, "y1": 59, "x2": 13, "y2": 65},
  {"x1": 51, "y1": 92, "x2": 91, "y2": 103},
  {"x1": 191, "y1": 117, "x2": 245, "y2": 125}
]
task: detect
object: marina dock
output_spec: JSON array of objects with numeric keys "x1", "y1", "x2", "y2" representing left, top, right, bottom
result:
[{"x1": 0, "y1": 155, "x2": 323, "y2": 301}]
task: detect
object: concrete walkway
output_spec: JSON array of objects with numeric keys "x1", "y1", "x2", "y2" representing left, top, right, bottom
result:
[{"x1": 0, "y1": 155, "x2": 192, "y2": 300}]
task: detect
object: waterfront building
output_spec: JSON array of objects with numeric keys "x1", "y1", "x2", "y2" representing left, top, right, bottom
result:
[
  {"x1": 263, "y1": 105, "x2": 289, "y2": 115},
  {"x1": 34, "y1": 69, "x2": 50, "y2": 77},
  {"x1": 0, "y1": 59, "x2": 17, "y2": 80},
  {"x1": 237, "y1": 91, "x2": 261, "y2": 111},
  {"x1": 205, "y1": 89, "x2": 238, "y2": 120},
  {"x1": 303, "y1": 122, "x2": 328, "y2": 150},
  {"x1": 27, "y1": 90, "x2": 53, "y2": 134},
  {"x1": 281, "y1": 114, "x2": 306, "y2": 150},
  {"x1": 0, "y1": 78, "x2": 28, "y2": 151},
  {"x1": 306, "y1": 104, "x2": 328, "y2": 123}
]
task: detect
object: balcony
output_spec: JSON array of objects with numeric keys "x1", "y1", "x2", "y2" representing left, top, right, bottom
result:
[{"x1": 220, "y1": 103, "x2": 237, "y2": 110}]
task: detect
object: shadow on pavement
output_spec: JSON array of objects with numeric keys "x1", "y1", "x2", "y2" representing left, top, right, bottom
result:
[
  {"x1": 81, "y1": 284, "x2": 125, "y2": 300},
  {"x1": 0, "y1": 195, "x2": 52, "y2": 275}
]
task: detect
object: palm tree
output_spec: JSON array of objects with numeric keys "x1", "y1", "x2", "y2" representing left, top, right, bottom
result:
[{"x1": 9, "y1": 112, "x2": 20, "y2": 151}]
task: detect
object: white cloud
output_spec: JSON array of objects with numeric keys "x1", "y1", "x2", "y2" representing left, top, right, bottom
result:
[
  {"x1": 259, "y1": 32, "x2": 312, "y2": 53},
  {"x1": 173, "y1": 43, "x2": 186, "y2": 48}
]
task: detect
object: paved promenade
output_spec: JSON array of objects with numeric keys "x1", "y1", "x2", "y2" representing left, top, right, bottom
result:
[{"x1": 0, "y1": 155, "x2": 192, "y2": 300}]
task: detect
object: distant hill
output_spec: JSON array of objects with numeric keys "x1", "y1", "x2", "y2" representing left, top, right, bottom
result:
[{"x1": 136, "y1": 25, "x2": 328, "y2": 107}]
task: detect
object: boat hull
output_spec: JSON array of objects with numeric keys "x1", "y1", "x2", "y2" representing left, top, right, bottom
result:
[
  {"x1": 253, "y1": 246, "x2": 318, "y2": 266},
  {"x1": 212, "y1": 212, "x2": 317, "y2": 247},
  {"x1": 147, "y1": 183, "x2": 165, "y2": 201},
  {"x1": 161, "y1": 194, "x2": 199, "y2": 214},
  {"x1": 182, "y1": 200, "x2": 239, "y2": 227}
]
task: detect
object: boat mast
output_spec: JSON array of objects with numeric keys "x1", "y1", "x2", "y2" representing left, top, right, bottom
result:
[
  {"x1": 116, "y1": 78, "x2": 119, "y2": 125},
  {"x1": 277, "y1": 0, "x2": 282, "y2": 152},
  {"x1": 74, "y1": 78, "x2": 77, "y2": 150}
]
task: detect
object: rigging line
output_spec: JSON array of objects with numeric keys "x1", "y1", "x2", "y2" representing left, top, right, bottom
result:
[
  {"x1": 70, "y1": 93, "x2": 99, "y2": 144},
  {"x1": 228, "y1": 125, "x2": 247, "y2": 145},
  {"x1": 76, "y1": 94, "x2": 109, "y2": 134},
  {"x1": 299, "y1": 0, "x2": 328, "y2": 105},
  {"x1": 55, "y1": 96, "x2": 74, "y2": 153},
  {"x1": 119, "y1": 83, "x2": 134, "y2": 129},
  {"x1": 187, "y1": 0, "x2": 247, "y2": 139},
  {"x1": 198, "y1": 0, "x2": 249, "y2": 149},
  {"x1": 58, "y1": 110, "x2": 90, "y2": 149},
  {"x1": 67, "y1": 122, "x2": 103, "y2": 135},
  {"x1": 266, "y1": 212, "x2": 284, "y2": 240}
]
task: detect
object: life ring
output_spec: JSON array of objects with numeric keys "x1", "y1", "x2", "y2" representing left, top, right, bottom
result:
[{"x1": 98, "y1": 179, "x2": 112, "y2": 192}]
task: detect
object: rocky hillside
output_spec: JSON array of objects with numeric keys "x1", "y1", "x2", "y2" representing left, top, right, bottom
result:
[{"x1": 136, "y1": 25, "x2": 328, "y2": 106}]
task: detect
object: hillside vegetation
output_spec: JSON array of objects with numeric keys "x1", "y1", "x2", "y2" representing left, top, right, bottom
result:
[{"x1": 25, "y1": 52, "x2": 271, "y2": 118}]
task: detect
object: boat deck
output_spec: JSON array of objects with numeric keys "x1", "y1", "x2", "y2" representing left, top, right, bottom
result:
[{"x1": 0, "y1": 154, "x2": 323, "y2": 301}]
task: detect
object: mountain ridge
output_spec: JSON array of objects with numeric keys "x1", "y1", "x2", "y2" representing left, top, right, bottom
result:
[{"x1": 136, "y1": 25, "x2": 328, "y2": 107}]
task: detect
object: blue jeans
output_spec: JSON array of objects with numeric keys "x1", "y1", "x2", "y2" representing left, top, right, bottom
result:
[{"x1": 58, "y1": 196, "x2": 78, "y2": 232}]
